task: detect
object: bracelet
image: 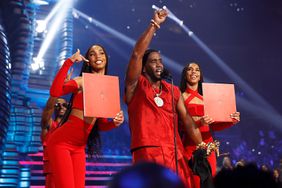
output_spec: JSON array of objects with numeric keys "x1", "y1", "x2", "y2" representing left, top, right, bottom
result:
[
  {"x1": 150, "y1": 19, "x2": 160, "y2": 29},
  {"x1": 196, "y1": 141, "x2": 207, "y2": 149}
]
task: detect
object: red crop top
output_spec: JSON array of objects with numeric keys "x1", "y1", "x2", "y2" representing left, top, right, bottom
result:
[
  {"x1": 184, "y1": 88, "x2": 204, "y2": 116},
  {"x1": 184, "y1": 87, "x2": 234, "y2": 132}
]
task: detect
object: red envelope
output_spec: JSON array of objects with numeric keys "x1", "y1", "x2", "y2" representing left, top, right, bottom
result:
[
  {"x1": 83, "y1": 73, "x2": 120, "y2": 118},
  {"x1": 202, "y1": 83, "x2": 236, "y2": 122}
]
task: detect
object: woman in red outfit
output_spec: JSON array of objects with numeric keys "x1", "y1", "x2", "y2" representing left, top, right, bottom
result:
[
  {"x1": 47, "y1": 45, "x2": 124, "y2": 188},
  {"x1": 179, "y1": 62, "x2": 240, "y2": 188}
]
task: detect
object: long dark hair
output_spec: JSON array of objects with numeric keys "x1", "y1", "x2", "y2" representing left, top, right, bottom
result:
[
  {"x1": 179, "y1": 62, "x2": 204, "y2": 95},
  {"x1": 59, "y1": 44, "x2": 109, "y2": 158}
]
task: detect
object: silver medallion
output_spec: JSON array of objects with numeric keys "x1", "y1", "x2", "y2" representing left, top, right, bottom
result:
[{"x1": 154, "y1": 96, "x2": 164, "y2": 107}]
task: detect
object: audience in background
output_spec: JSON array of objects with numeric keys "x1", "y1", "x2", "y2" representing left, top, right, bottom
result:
[
  {"x1": 108, "y1": 162, "x2": 185, "y2": 188},
  {"x1": 214, "y1": 163, "x2": 278, "y2": 188},
  {"x1": 221, "y1": 156, "x2": 233, "y2": 170},
  {"x1": 273, "y1": 168, "x2": 282, "y2": 188},
  {"x1": 235, "y1": 158, "x2": 246, "y2": 168},
  {"x1": 261, "y1": 164, "x2": 269, "y2": 172}
]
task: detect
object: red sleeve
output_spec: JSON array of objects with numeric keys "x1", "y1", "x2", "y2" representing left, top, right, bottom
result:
[
  {"x1": 210, "y1": 122, "x2": 235, "y2": 131},
  {"x1": 50, "y1": 59, "x2": 78, "y2": 97},
  {"x1": 97, "y1": 118, "x2": 116, "y2": 131}
]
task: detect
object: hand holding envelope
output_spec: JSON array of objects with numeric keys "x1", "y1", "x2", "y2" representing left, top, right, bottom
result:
[
  {"x1": 202, "y1": 83, "x2": 237, "y2": 123},
  {"x1": 83, "y1": 73, "x2": 121, "y2": 118},
  {"x1": 113, "y1": 111, "x2": 124, "y2": 127}
]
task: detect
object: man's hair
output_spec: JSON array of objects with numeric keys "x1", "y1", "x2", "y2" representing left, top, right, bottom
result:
[{"x1": 142, "y1": 49, "x2": 159, "y2": 73}]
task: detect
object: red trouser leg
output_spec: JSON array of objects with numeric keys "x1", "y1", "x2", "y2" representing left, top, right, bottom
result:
[
  {"x1": 48, "y1": 142, "x2": 86, "y2": 188},
  {"x1": 207, "y1": 151, "x2": 217, "y2": 177},
  {"x1": 45, "y1": 173, "x2": 55, "y2": 188},
  {"x1": 49, "y1": 144, "x2": 75, "y2": 188},
  {"x1": 47, "y1": 116, "x2": 88, "y2": 188},
  {"x1": 72, "y1": 148, "x2": 86, "y2": 188}
]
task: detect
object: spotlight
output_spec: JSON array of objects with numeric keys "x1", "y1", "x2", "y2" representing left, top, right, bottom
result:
[
  {"x1": 36, "y1": 0, "x2": 73, "y2": 61},
  {"x1": 31, "y1": 57, "x2": 45, "y2": 71},
  {"x1": 32, "y1": 0, "x2": 49, "y2": 5},
  {"x1": 35, "y1": 20, "x2": 47, "y2": 33},
  {"x1": 72, "y1": 10, "x2": 79, "y2": 19},
  {"x1": 31, "y1": 62, "x2": 39, "y2": 71}
]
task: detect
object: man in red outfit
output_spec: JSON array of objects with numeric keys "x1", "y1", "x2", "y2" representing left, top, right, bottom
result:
[
  {"x1": 124, "y1": 9, "x2": 203, "y2": 186},
  {"x1": 41, "y1": 97, "x2": 67, "y2": 188}
]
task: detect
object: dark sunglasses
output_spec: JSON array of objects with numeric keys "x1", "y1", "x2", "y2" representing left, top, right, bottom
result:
[{"x1": 54, "y1": 102, "x2": 68, "y2": 108}]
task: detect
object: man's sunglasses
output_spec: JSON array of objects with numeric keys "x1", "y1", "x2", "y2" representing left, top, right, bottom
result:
[{"x1": 54, "y1": 102, "x2": 68, "y2": 108}]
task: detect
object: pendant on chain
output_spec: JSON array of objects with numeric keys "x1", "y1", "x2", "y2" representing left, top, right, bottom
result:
[{"x1": 154, "y1": 96, "x2": 164, "y2": 107}]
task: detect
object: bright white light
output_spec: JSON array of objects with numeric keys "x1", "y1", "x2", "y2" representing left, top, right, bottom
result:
[
  {"x1": 72, "y1": 10, "x2": 79, "y2": 18},
  {"x1": 73, "y1": 9, "x2": 136, "y2": 46},
  {"x1": 31, "y1": 57, "x2": 45, "y2": 71},
  {"x1": 33, "y1": 0, "x2": 49, "y2": 5},
  {"x1": 44, "y1": 0, "x2": 67, "y2": 24},
  {"x1": 37, "y1": 0, "x2": 73, "y2": 61},
  {"x1": 31, "y1": 62, "x2": 39, "y2": 71},
  {"x1": 152, "y1": 5, "x2": 157, "y2": 9},
  {"x1": 36, "y1": 20, "x2": 47, "y2": 33}
]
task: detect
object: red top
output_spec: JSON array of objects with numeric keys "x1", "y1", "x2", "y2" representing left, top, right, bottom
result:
[
  {"x1": 127, "y1": 75, "x2": 184, "y2": 152},
  {"x1": 182, "y1": 87, "x2": 235, "y2": 146},
  {"x1": 184, "y1": 88, "x2": 204, "y2": 116},
  {"x1": 49, "y1": 58, "x2": 116, "y2": 131}
]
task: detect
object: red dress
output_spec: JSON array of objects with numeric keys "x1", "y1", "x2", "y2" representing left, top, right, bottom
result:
[
  {"x1": 182, "y1": 88, "x2": 235, "y2": 188},
  {"x1": 126, "y1": 75, "x2": 191, "y2": 187}
]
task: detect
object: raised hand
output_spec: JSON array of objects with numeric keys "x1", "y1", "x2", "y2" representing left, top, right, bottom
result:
[
  {"x1": 70, "y1": 49, "x2": 89, "y2": 63},
  {"x1": 153, "y1": 8, "x2": 168, "y2": 26},
  {"x1": 113, "y1": 111, "x2": 124, "y2": 127}
]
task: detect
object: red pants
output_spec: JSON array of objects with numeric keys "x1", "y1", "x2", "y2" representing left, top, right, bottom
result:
[
  {"x1": 132, "y1": 146, "x2": 191, "y2": 188},
  {"x1": 43, "y1": 146, "x2": 55, "y2": 188},
  {"x1": 44, "y1": 172, "x2": 55, "y2": 188},
  {"x1": 47, "y1": 115, "x2": 93, "y2": 188}
]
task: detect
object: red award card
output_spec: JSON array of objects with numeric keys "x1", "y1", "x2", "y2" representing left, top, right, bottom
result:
[
  {"x1": 202, "y1": 83, "x2": 236, "y2": 122},
  {"x1": 83, "y1": 73, "x2": 120, "y2": 118}
]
